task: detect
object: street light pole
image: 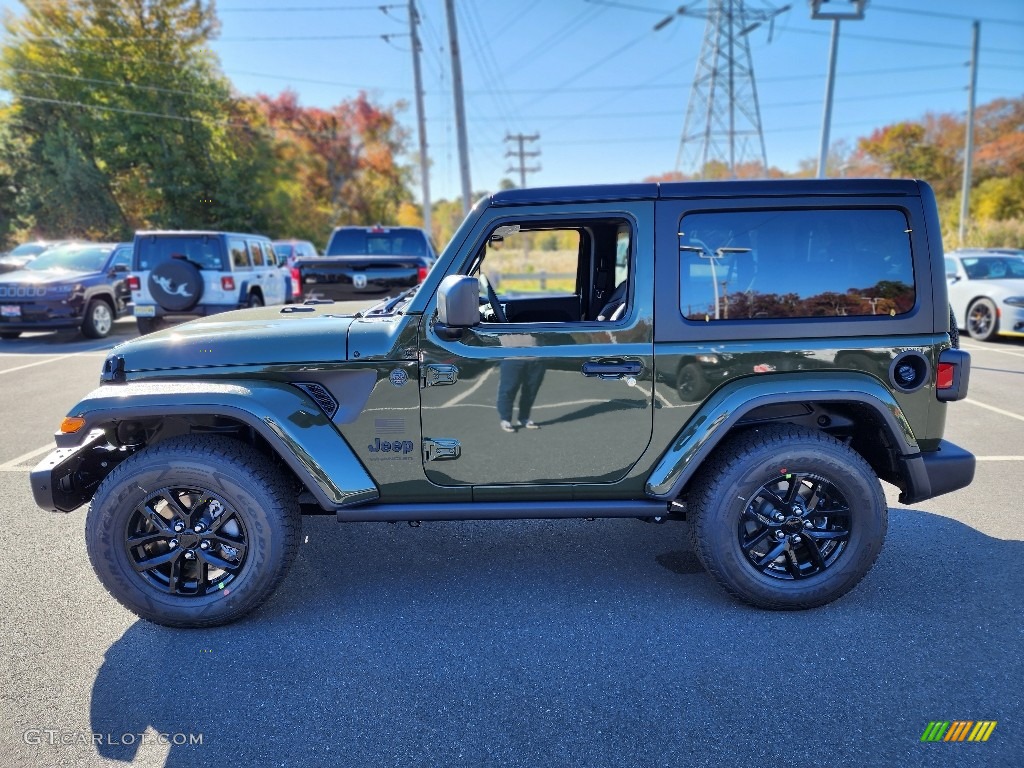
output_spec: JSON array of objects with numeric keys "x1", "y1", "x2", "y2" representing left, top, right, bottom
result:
[
  {"x1": 817, "y1": 18, "x2": 840, "y2": 178},
  {"x1": 810, "y1": 0, "x2": 867, "y2": 178}
]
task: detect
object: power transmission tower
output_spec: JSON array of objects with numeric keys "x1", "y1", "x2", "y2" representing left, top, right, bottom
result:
[
  {"x1": 661, "y1": 1, "x2": 789, "y2": 179},
  {"x1": 504, "y1": 133, "x2": 541, "y2": 188}
]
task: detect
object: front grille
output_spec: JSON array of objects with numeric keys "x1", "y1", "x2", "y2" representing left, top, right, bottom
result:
[
  {"x1": 294, "y1": 382, "x2": 338, "y2": 419},
  {"x1": 0, "y1": 285, "x2": 46, "y2": 299}
]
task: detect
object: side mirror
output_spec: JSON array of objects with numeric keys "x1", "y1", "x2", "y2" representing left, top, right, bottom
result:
[
  {"x1": 436, "y1": 275, "x2": 480, "y2": 340},
  {"x1": 111, "y1": 264, "x2": 129, "y2": 274}
]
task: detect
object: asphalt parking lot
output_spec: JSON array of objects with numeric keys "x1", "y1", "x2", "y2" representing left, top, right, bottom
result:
[{"x1": 0, "y1": 316, "x2": 1021, "y2": 767}]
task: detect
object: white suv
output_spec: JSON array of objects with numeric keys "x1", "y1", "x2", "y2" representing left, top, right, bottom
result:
[{"x1": 129, "y1": 231, "x2": 289, "y2": 334}]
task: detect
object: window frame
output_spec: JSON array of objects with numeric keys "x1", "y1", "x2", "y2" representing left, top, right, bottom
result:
[{"x1": 652, "y1": 196, "x2": 935, "y2": 343}]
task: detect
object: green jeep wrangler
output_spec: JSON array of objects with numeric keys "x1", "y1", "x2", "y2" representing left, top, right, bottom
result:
[{"x1": 31, "y1": 179, "x2": 974, "y2": 627}]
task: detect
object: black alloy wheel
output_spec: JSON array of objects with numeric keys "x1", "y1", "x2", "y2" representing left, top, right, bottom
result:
[
  {"x1": 737, "y1": 472, "x2": 851, "y2": 580},
  {"x1": 125, "y1": 488, "x2": 249, "y2": 597}
]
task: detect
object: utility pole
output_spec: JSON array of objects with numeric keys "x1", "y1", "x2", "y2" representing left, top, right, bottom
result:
[
  {"x1": 959, "y1": 20, "x2": 980, "y2": 246},
  {"x1": 408, "y1": 0, "x2": 430, "y2": 240},
  {"x1": 444, "y1": 0, "x2": 473, "y2": 217},
  {"x1": 504, "y1": 133, "x2": 541, "y2": 189},
  {"x1": 657, "y1": 1, "x2": 789, "y2": 179}
]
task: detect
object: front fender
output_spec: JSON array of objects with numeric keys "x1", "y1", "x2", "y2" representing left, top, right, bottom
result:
[
  {"x1": 52, "y1": 380, "x2": 378, "y2": 510},
  {"x1": 645, "y1": 372, "x2": 918, "y2": 500}
]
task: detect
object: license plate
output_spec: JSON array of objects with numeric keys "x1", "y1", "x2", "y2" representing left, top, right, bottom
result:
[
  {"x1": 1, "y1": 305, "x2": 20, "y2": 318},
  {"x1": 134, "y1": 305, "x2": 156, "y2": 317}
]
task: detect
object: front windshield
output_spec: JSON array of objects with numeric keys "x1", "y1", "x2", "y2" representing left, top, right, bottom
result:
[
  {"x1": 9, "y1": 243, "x2": 48, "y2": 257},
  {"x1": 274, "y1": 244, "x2": 294, "y2": 258},
  {"x1": 27, "y1": 245, "x2": 113, "y2": 272},
  {"x1": 962, "y1": 256, "x2": 1024, "y2": 280}
]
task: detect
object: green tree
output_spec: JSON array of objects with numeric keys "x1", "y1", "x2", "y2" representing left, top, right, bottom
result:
[{"x1": 0, "y1": 0, "x2": 269, "y2": 237}]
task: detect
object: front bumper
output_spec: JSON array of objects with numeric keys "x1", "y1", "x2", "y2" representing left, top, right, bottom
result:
[
  {"x1": 30, "y1": 430, "x2": 132, "y2": 512},
  {"x1": 0, "y1": 300, "x2": 84, "y2": 331},
  {"x1": 899, "y1": 440, "x2": 976, "y2": 505}
]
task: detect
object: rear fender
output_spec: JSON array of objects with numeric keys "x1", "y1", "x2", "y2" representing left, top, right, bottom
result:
[
  {"x1": 55, "y1": 380, "x2": 378, "y2": 510},
  {"x1": 646, "y1": 372, "x2": 919, "y2": 500}
]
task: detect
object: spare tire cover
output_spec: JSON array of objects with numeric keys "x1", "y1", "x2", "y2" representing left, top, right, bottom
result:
[{"x1": 148, "y1": 260, "x2": 203, "y2": 311}]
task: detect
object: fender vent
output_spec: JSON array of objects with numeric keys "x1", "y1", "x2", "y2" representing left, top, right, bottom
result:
[{"x1": 294, "y1": 382, "x2": 338, "y2": 419}]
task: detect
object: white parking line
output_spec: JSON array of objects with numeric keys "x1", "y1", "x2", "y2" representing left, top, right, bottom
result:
[
  {"x1": 975, "y1": 456, "x2": 1024, "y2": 461},
  {"x1": 0, "y1": 443, "x2": 55, "y2": 471},
  {"x1": 0, "y1": 347, "x2": 110, "y2": 375},
  {"x1": 963, "y1": 398, "x2": 1024, "y2": 423},
  {"x1": 960, "y1": 342, "x2": 1024, "y2": 359}
]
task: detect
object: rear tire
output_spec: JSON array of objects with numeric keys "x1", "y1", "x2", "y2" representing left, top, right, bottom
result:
[
  {"x1": 85, "y1": 435, "x2": 301, "y2": 627},
  {"x1": 686, "y1": 424, "x2": 886, "y2": 610},
  {"x1": 136, "y1": 316, "x2": 162, "y2": 335},
  {"x1": 247, "y1": 293, "x2": 264, "y2": 308}
]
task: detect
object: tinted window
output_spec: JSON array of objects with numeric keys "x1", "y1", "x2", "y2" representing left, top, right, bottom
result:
[
  {"x1": 678, "y1": 208, "x2": 915, "y2": 321},
  {"x1": 249, "y1": 241, "x2": 265, "y2": 267},
  {"x1": 136, "y1": 235, "x2": 226, "y2": 271},
  {"x1": 265, "y1": 242, "x2": 277, "y2": 266},
  {"x1": 327, "y1": 228, "x2": 427, "y2": 257}
]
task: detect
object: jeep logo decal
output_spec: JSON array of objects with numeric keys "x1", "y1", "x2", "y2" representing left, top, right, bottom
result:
[{"x1": 368, "y1": 438, "x2": 415, "y2": 454}]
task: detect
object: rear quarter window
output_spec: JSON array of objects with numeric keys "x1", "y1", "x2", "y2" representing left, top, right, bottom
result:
[{"x1": 678, "y1": 208, "x2": 915, "y2": 321}]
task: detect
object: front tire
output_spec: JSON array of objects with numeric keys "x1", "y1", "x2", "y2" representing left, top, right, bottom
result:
[
  {"x1": 86, "y1": 435, "x2": 301, "y2": 627},
  {"x1": 967, "y1": 297, "x2": 999, "y2": 341},
  {"x1": 687, "y1": 424, "x2": 886, "y2": 609},
  {"x1": 81, "y1": 299, "x2": 114, "y2": 339}
]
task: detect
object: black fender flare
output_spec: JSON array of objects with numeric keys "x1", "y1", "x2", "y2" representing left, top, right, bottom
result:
[
  {"x1": 646, "y1": 371, "x2": 921, "y2": 500},
  {"x1": 52, "y1": 380, "x2": 378, "y2": 510}
]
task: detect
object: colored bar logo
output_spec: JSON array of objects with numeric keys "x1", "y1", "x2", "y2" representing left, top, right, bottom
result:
[{"x1": 921, "y1": 721, "x2": 997, "y2": 742}]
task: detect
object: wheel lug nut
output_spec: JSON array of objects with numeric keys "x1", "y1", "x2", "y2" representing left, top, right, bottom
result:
[
  {"x1": 168, "y1": 540, "x2": 178, "y2": 549},
  {"x1": 804, "y1": 520, "x2": 813, "y2": 528},
  {"x1": 194, "y1": 523, "x2": 205, "y2": 533},
  {"x1": 200, "y1": 541, "x2": 210, "y2": 550},
  {"x1": 184, "y1": 550, "x2": 195, "y2": 560},
  {"x1": 773, "y1": 513, "x2": 784, "y2": 522},
  {"x1": 792, "y1": 535, "x2": 802, "y2": 544},
  {"x1": 173, "y1": 522, "x2": 185, "y2": 533},
  {"x1": 775, "y1": 530, "x2": 786, "y2": 541}
]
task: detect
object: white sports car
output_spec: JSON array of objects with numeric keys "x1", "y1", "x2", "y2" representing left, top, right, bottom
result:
[{"x1": 946, "y1": 248, "x2": 1024, "y2": 341}]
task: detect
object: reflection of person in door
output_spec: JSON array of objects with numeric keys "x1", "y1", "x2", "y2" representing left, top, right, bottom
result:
[{"x1": 497, "y1": 359, "x2": 545, "y2": 432}]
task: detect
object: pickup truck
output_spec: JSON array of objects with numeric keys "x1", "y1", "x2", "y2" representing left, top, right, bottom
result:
[
  {"x1": 31, "y1": 179, "x2": 974, "y2": 627},
  {"x1": 298, "y1": 225, "x2": 436, "y2": 302}
]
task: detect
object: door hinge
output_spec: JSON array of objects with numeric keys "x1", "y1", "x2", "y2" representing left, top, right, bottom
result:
[
  {"x1": 421, "y1": 363, "x2": 459, "y2": 388},
  {"x1": 422, "y1": 438, "x2": 461, "y2": 461}
]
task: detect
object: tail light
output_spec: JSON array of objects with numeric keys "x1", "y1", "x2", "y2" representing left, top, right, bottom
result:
[
  {"x1": 417, "y1": 265, "x2": 428, "y2": 283},
  {"x1": 936, "y1": 348, "x2": 971, "y2": 402},
  {"x1": 221, "y1": 276, "x2": 235, "y2": 291},
  {"x1": 126, "y1": 275, "x2": 141, "y2": 291},
  {"x1": 291, "y1": 267, "x2": 302, "y2": 298}
]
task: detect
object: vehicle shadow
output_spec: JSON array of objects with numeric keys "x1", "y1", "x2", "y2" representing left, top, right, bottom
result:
[
  {"x1": 0, "y1": 318, "x2": 138, "y2": 352},
  {"x1": 89, "y1": 509, "x2": 1023, "y2": 767}
]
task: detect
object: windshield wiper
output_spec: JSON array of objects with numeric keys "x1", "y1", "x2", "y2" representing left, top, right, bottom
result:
[{"x1": 360, "y1": 285, "x2": 420, "y2": 317}]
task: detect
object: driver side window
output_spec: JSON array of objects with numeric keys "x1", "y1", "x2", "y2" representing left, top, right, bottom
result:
[{"x1": 470, "y1": 218, "x2": 632, "y2": 324}]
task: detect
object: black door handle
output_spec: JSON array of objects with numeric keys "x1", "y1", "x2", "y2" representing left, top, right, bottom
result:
[{"x1": 582, "y1": 359, "x2": 642, "y2": 378}]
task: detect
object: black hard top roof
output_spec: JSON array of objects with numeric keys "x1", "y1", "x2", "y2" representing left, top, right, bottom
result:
[{"x1": 489, "y1": 179, "x2": 923, "y2": 206}]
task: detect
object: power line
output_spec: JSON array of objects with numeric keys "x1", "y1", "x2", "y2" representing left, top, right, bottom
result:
[
  {"x1": 870, "y1": 3, "x2": 1024, "y2": 27},
  {"x1": 219, "y1": 4, "x2": 405, "y2": 12}
]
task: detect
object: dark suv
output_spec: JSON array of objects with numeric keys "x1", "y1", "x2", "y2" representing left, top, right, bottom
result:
[
  {"x1": 0, "y1": 242, "x2": 131, "y2": 339},
  {"x1": 32, "y1": 180, "x2": 974, "y2": 627},
  {"x1": 129, "y1": 231, "x2": 289, "y2": 334}
]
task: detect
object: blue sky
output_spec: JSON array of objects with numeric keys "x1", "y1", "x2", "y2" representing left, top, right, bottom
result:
[{"x1": 2, "y1": 0, "x2": 1022, "y2": 204}]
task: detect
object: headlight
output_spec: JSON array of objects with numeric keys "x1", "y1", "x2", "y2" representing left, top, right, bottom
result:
[{"x1": 1003, "y1": 296, "x2": 1024, "y2": 307}]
